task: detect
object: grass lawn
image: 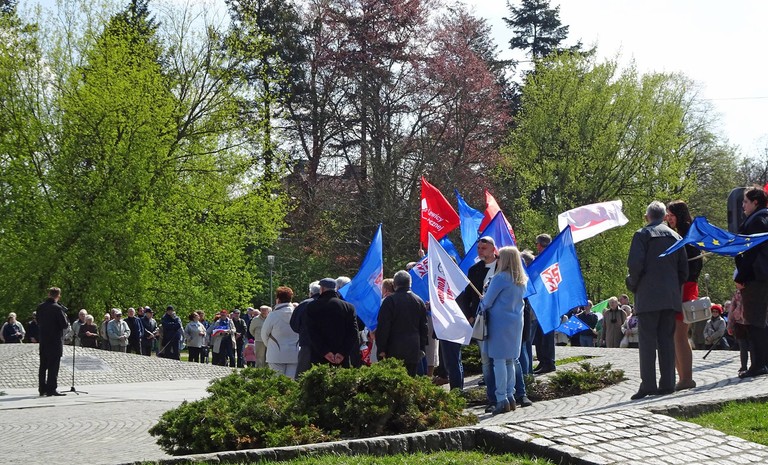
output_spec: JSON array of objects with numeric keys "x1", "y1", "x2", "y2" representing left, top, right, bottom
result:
[
  {"x1": 555, "y1": 355, "x2": 592, "y2": 366},
  {"x1": 177, "y1": 451, "x2": 554, "y2": 465},
  {"x1": 679, "y1": 401, "x2": 768, "y2": 446}
]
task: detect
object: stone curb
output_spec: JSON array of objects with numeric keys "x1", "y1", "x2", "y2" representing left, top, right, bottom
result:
[{"x1": 116, "y1": 427, "x2": 480, "y2": 465}]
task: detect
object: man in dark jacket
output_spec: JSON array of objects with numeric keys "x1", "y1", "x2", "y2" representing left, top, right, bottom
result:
[
  {"x1": 290, "y1": 280, "x2": 321, "y2": 377},
  {"x1": 376, "y1": 270, "x2": 428, "y2": 376},
  {"x1": 626, "y1": 201, "x2": 688, "y2": 399},
  {"x1": 305, "y1": 278, "x2": 359, "y2": 366},
  {"x1": 124, "y1": 308, "x2": 144, "y2": 355},
  {"x1": 159, "y1": 306, "x2": 183, "y2": 360},
  {"x1": 140, "y1": 307, "x2": 158, "y2": 356},
  {"x1": 37, "y1": 287, "x2": 69, "y2": 396}
]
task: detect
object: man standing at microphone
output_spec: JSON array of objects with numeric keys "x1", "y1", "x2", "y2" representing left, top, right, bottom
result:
[{"x1": 37, "y1": 287, "x2": 70, "y2": 397}]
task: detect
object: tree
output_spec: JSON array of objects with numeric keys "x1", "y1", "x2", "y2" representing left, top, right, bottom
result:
[
  {"x1": 497, "y1": 53, "x2": 721, "y2": 298},
  {"x1": 503, "y1": 0, "x2": 581, "y2": 59}
]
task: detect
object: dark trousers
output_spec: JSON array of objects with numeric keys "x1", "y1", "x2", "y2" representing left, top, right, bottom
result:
[
  {"x1": 188, "y1": 346, "x2": 203, "y2": 363},
  {"x1": 140, "y1": 339, "x2": 153, "y2": 356},
  {"x1": 637, "y1": 310, "x2": 676, "y2": 392},
  {"x1": 439, "y1": 340, "x2": 463, "y2": 391},
  {"x1": 38, "y1": 349, "x2": 61, "y2": 395},
  {"x1": 296, "y1": 345, "x2": 312, "y2": 377},
  {"x1": 235, "y1": 340, "x2": 244, "y2": 368},
  {"x1": 747, "y1": 325, "x2": 768, "y2": 370},
  {"x1": 161, "y1": 336, "x2": 180, "y2": 360},
  {"x1": 532, "y1": 323, "x2": 556, "y2": 369},
  {"x1": 126, "y1": 338, "x2": 141, "y2": 355}
]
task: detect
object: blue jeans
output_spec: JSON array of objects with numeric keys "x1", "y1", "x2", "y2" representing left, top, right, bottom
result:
[
  {"x1": 579, "y1": 333, "x2": 595, "y2": 348},
  {"x1": 440, "y1": 340, "x2": 463, "y2": 391},
  {"x1": 519, "y1": 338, "x2": 532, "y2": 375},
  {"x1": 493, "y1": 358, "x2": 515, "y2": 403},
  {"x1": 513, "y1": 358, "x2": 526, "y2": 399},
  {"x1": 480, "y1": 342, "x2": 496, "y2": 403}
]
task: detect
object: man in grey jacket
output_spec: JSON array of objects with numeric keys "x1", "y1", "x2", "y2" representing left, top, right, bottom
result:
[{"x1": 626, "y1": 201, "x2": 688, "y2": 400}]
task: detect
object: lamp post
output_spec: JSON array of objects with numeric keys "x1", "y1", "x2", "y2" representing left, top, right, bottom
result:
[
  {"x1": 704, "y1": 273, "x2": 710, "y2": 297},
  {"x1": 267, "y1": 255, "x2": 275, "y2": 307}
]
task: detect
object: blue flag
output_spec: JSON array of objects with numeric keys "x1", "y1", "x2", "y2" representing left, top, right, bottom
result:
[
  {"x1": 660, "y1": 215, "x2": 768, "y2": 257},
  {"x1": 556, "y1": 315, "x2": 589, "y2": 337},
  {"x1": 455, "y1": 189, "x2": 484, "y2": 253},
  {"x1": 409, "y1": 255, "x2": 430, "y2": 302},
  {"x1": 339, "y1": 224, "x2": 383, "y2": 331},
  {"x1": 440, "y1": 236, "x2": 462, "y2": 263},
  {"x1": 524, "y1": 227, "x2": 588, "y2": 334},
  {"x1": 459, "y1": 211, "x2": 516, "y2": 274}
]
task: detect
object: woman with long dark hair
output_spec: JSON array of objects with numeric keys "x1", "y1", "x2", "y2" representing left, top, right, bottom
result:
[
  {"x1": 666, "y1": 200, "x2": 700, "y2": 390},
  {"x1": 734, "y1": 187, "x2": 768, "y2": 378}
]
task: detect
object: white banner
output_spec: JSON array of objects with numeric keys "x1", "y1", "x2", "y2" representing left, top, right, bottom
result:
[
  {"x1": 557, "y1": 200, "x2": 629, "y2": 243},
  {"x1": 427, "y1": 233, "x2": 473, "y2": 345}
]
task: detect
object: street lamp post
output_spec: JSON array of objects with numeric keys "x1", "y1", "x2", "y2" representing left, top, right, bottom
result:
[{"x1": 267, "y1": 255, "x2": 275, "y2": 307}]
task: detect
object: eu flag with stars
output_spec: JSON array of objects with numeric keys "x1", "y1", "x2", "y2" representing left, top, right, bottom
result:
[
  {"x1": 524, "y1": 227, "x2": 588, "y2": 334},
  {"x1": 557, "y1": 315, "x2": 589, "y2": 337},
  {"x1": 339, "y1": 224, "x2": 383, "y2": 331},
  {"x1": 660, "y1": 216, "x2": 768, "y2": 257}
]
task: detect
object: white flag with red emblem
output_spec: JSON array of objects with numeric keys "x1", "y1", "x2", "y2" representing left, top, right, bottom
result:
[
  {"x1": 557, "y1": 200, "x2": 629, "y2": 243},
  {"x1": 427, "y1": 233, "x2": 473, "y2": 345}
]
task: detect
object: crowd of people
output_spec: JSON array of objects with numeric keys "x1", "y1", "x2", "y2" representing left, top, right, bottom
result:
[{"x1": 9, "y1": 187, "x2": 768, "y2": 407}]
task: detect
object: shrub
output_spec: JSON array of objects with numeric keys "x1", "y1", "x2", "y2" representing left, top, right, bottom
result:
[
  {"x1": 148, "y1": 368, "x2": 332, "y2": 455},
  {"x1": 298, "y1": 358, "x2": 475, "y2": 438},
  {"x1": 526, "y1": 363, "x2": 625, "y2": 401},
  {"x1": 149, "y1": 360, "x2": 477, "y2": 455},
  {"x1": 462, "y1": 342, "x2": 482, "y2": 375}
]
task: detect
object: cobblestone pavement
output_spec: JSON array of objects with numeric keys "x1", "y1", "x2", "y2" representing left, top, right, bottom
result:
[{"x1": 2, "y1": 344, "x2": 767, "y2": 464}]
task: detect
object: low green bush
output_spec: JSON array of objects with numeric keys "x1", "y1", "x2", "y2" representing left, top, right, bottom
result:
[
  {"x1": 149, "y1": 359, "x2": 476, "y2": 455},
  {"x1": 462, "y1": 342, "x2": 482, "y2": 375},
  {"x1": 527, "y1": 362, "x2": 625, "y2": 401}
]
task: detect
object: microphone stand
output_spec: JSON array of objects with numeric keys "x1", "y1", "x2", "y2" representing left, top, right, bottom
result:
[{"x1": 69, "y1": 331, "x2": 88, "y2": 395}]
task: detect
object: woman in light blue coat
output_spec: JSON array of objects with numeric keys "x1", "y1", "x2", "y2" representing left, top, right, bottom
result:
[{"x1": 480, "y1": 246, "x2": 528, "y2": 415}]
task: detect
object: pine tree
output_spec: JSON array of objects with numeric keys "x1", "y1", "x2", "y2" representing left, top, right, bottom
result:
[{"x1": 503, "y1": 0, "x2": 580, "y2": 58}]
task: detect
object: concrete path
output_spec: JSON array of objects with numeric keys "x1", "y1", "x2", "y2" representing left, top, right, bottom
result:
[{"x1": 1, "y1": 344, "x2": 767, "y2": 464}]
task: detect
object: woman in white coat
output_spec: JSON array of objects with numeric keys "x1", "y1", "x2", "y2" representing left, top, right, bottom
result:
[{"x1": 261, "y1": 286, "x2": 300, "y2": 379}]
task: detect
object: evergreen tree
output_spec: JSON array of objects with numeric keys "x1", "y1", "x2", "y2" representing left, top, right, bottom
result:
[{"x1": 503, "y1": 0, "x2": 582, "y2": 59}]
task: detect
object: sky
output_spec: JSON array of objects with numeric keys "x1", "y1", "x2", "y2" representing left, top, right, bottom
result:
[
  {"x1": 20, "y1": 0, "x2": 768, "y2": 157},
  {"x1": 464, "y1": 0, "x2": 768, "y2": 158}
]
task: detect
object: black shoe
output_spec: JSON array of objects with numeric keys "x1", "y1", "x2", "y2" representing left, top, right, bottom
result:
[
  {"x1": 484, "y1": 403, "x2": 495, "y2": 413},
  {"x1": 630, "y1": 389, "x2": 657, "y2": 400},
  {"x1": 739, "y1": 367, "x2": 768, "y2": 379},
  {"x1": 491, "y1": 400, "x2": 511, "y2": 415},
  {"x1": 533, "y1": 366, "x2": 555, "y2": 375},
  {"x1": 46, "y1": 391, "x2": 66, "y2": 397},
  {"x1": 657, "y1": 388, "x2": 674, "y2": 396},
  {"x1": 515, "y1": 396, "x2": 533, "y2": 407}
]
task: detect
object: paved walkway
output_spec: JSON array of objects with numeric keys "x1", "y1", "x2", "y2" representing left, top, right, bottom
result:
[{"x1": 1, "y1": 344, "x2": 767, "y2": 464}]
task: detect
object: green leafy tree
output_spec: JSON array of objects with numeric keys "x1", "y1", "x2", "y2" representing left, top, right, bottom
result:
[{"x1": 497, "y1": 53, "x2": 720, "y2": 298}]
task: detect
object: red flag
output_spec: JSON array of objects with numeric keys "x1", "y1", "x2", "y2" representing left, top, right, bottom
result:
[
  {"x1": 420, "y1": 177, "x2": 460, "y2": 248},
  {"x1": 479, "y1": 190, "x2": 517, "y2": 243}
]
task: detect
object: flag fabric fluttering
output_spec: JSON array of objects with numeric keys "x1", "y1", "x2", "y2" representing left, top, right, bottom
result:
[
  {"x1": 478, "y1": 190, "x2": 516, "y2": 243},
  {"x1": 591, "y1": 299, "x2": 609, "y2": 315},
  {"x1": 427, "y1": 233, "x2": 474, "y2": 345},
  {"x1": 459, "y1": 211, "x2": 516, "y2": 275},
  {"x1": 455, "y1": 189, "x2": 484, "y2": 253},
  {"x1": 440, "y1": 236, "x2": 462, "y2": 263},
  {"x1": 556, "y1": 315, "x2": 590, "y2": 338},
  {"x1": 409, "y1": 255, "x2": 430, "y2": 302},
  {"x1": 339, "y1": 224, "x2": 383, "y2": 331},
  {"x1": 557, "y1": 200, "x2": 629, "y2": 244},
  {"x1": 659, "y1": 215, "x2": 768, "y2": 258},
  {"x1": 525, "y1": 227, "x2": 588, "y2": 334},
  {"x1": 420, "y1": 177, "x2": 460, "y2": 248}
]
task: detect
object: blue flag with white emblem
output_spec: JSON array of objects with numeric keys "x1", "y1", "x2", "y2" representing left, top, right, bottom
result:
[
  {"x1": 556, "y1": 315, "x2": 589, "y2": 337},
  {"x1": 459, "y1": 211, "x2": 516, "y2": 274},
  {"x1": 660, "y1": 215, "x2": 768, "y2": 257},
  {"x1": 339, "y1": 224, "x2": 383, "y2": 331},
  {"x1": 524, "y1": 227, "x2": 588, "y2": 334}
]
